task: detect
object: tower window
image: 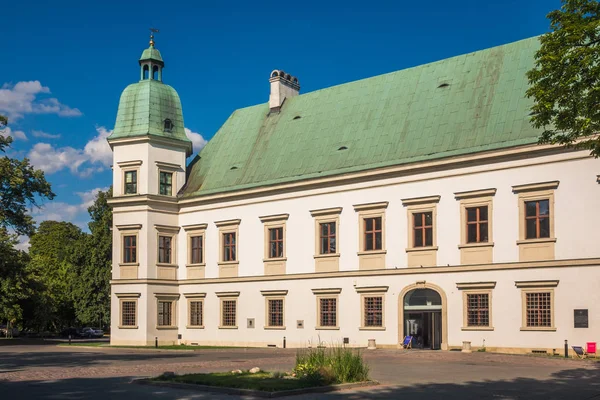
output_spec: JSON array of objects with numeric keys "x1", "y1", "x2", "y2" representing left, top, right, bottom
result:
[
  {"x1": 152, "y1": 65, "x2": 159, "y2": 80},
  {"x1": 164, "y1": 119, "x2": 173, "y2": 132},
  {"x1": 159, "y1": 171, "x2": 173, "y2": 195},
  {"x1": 143, "y1": 65, "x2": 149, "y2": 80},
  {"x1": 124, "y1": 170, "x2": 137, "y2": 194}
]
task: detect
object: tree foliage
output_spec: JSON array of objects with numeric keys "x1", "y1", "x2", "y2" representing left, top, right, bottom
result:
[
  {"x1": 526, "y1": 0, "x2": 600, "y2": 157},
  {"x1": 26, "y1": 221, "x2": 84, "y2": 331},
  {"x1": 0, "y1": 228, "x2": 30, "y2": 333},
  {"x1": 73, "y1": 188, "x2": 113, "y2": 327},
  {"x1": 0, "y1": 115, "x2": 55, "y2": 235}
]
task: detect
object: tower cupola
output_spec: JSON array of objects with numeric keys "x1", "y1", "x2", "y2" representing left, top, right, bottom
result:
[
  {"x1": 108, "y1": 32, "x2": 192, "y2": 157},
  {"x1": 139, "y1": 31, "x2": 165, "y2": 81}
]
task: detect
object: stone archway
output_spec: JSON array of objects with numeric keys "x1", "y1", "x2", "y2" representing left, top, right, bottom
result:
[{"x1": 398, "y1": 282, "x2": 448, "y2": 350}]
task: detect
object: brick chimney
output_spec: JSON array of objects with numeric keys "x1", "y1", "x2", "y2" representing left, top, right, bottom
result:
[{"x1": 269, "y1": 70, "x2": 300, "y2": 112}]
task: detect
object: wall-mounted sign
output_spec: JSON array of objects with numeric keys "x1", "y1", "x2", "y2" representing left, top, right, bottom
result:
[{"x1": 574, "y1": 309, "x2": 588, "y2": 328}]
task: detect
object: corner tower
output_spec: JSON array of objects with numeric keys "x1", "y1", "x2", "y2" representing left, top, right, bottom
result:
[
  {"x1": 108, "y1": 34, "x2": 188, "y2": 346},
  {"x1": 108, "y1": 34, "x2": 191, "y2": 197}
]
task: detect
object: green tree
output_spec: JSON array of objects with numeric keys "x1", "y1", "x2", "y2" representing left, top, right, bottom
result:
[
  {"x1": 0, "y1": 115, "x2": 55, "y2": 332},
  {"x1": 527, "y1": 0, "x2": 600, "y2": 157},
  {"x1": 27, "y1": 221, "x2": 85, "y2": 331},
  {"x1": 0, "y1": 116, "x2": 55, "y2": 235},
  {"x1": 0, "y1": 228, "x2": 30, "y2": 336},
  {"x1": 73, "y1": 188, "x2": 113, "y2": 327}
]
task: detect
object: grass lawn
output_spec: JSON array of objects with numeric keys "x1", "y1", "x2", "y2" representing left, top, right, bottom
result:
[
  {"x1": 57, "y1": 343, "x2": 245, "y2": 350},
  {"x1": 154, "y1": 371, "x2": 319, "y2": 392}
]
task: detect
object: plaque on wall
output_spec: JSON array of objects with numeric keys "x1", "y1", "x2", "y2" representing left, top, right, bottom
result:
[{"x1": 574, "y1": 309, "x2": 588, "y2": 328}]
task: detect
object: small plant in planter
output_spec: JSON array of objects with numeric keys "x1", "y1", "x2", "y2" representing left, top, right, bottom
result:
[{"x1": 294, "y1": 342, "x2": 370, "y2": 384}]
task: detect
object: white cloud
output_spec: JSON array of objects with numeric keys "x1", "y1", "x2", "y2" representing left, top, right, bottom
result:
[
  {"x1": 28, "y1": 126, "x2": 112, "y2": 177},
  {"x1": 76, "y1": 187, "x2": 109, "y2": 210},
  {"x1": 0, "y1": 126, "x2": 27, "y2": 141},
  {"x1": 15, "y1": 236, "x2": 30, "y2": 251},
  {"x1": 83, "y1": 126, "x2": 112, "y2": 166},
  {"x1": 28, "y1": 142, "x2": 88, "y2": 175},
  {"x1": 31, "y1": 130, "x2": 61, "y2": 139},
  {"x1": 0, "y1": 81, "x2": 82, "y2": 120},
  {"x1": 32, "y1": 201, "x2": 81, "y2": 223},
  {"x1": 27, "y1": 125, "x2": 206, "y2": 177},
  {"x1": 185, "y1": 127, "x2": 207, "y2": 154},
  {"x1": 31, "y1": 186, "x2": 109, "y2": 230}
]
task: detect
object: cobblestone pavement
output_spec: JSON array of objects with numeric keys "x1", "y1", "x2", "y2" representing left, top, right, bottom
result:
[{"x1": 1, "y1": 342, "x2": 599, "y2": 399}]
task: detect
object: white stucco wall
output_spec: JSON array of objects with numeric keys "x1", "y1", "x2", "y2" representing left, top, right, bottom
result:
[
  {"x1": 110, "y1": 148, "x2": 600, "y2": 351},
  {"x1": 171, "y1": 152, "x2": 599, "y2": 277},
  {"x1": 111, "y1": 264, "x2": 600, "y2": 350}
]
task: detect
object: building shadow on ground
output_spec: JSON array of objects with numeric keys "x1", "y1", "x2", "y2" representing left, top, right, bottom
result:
[
  {"x1": 0, "y1": 361, "x2": 598, "y2": 400},
  {"x1": 326, "y1": 361, "x2": 600, "y2": 400},
  {"x1": 0, "y1": 349, "x2": 197, "y2": 370}
]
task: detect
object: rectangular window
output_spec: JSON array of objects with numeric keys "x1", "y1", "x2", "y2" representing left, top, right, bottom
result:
[
  {"x1": 123, "y1": 235, "x2": 137, "y2": 263},
  {"x1": 158, "y1": 235, "x2": 172, "y2": 264},
  {"x1": 221, "y1": 300, "x2": 237, "y2": 327},
  {"x1": 157, "y1": 301, "x2": 173, "y2": 326},
  {"x1": 319, "y1": 298, "x2": 337, "y2": 327},
  {"x1": 364, "y1": 217, "x2": 382, "y2": 251},
  {"x1": 124, "y1": 170, "x2": 137, "y2": 194},
  {"x1": 190, "y1": 300, "x2": 203, "y2": 326},
  {"x1": 121, "y1": 300, "x2": 136, "y2": 326},
  {"x1": 223, "y1": 232, "x2": 236, "y2": 262},
  {"x1": 268, "y1": 227, "x2": 284, "y2": 258},
  {"x1": 466, "y1": 206, "x2": 489, "y2": 243},
  {"x1": 319, "y1": 222, "x2": 337, "y2": 254},
  {"x1": 190, "y1": 235, "x2": 203, "y2": 264},
  {"x1": 159, "y1": 171, "x2": 173, "y2": 196},
  {"x1": 526, "y1": 292, "x2": 552, "y2": 327},
  {"x1": 413, "y1": 212, "x2": 433, "y2": 247},
  {"x1": 267, "y1": 299, "x2": 284, "y2": 327},
  {"x1": 525, "y1": 200, "x2": 550, "y2": 239},
  {"x1": 466, "y1": 293, "x2": 490, "y2": 326},
  {"x1": 364, "y1": 296, "x2": 383, "y2": 327}
]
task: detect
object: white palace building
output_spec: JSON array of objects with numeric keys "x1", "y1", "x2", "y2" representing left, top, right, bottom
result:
[{"x1": 108, "y1": 35, "x2": 600, "y2": 353}]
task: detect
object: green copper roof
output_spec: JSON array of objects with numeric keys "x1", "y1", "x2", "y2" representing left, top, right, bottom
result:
[
  {"x1": 183, "y1": 36, "x2": 542, "y2": 198},
  {"x1": 140, "y1": 46, "x2": 163, "y2": 63},
  {"x1": 108, "y1": 79, "x2": 191, "y2": 147}
]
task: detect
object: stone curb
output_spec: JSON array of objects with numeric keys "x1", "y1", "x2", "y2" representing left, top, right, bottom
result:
[{"x1": 133, "y1": 378, "x2": 379, "y2": 398}]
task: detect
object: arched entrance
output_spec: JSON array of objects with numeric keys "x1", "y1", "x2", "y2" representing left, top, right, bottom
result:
[{"x1": 398, "y1": 283, "x2": 448, "y2": 350}]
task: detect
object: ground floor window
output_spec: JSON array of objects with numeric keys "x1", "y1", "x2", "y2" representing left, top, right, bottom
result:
[
  {"x1": 526, "y1": 292, "x2": 552, "y2": 327},
  {"x1": 157, "y1": 301, "x2": 173, "y2": 326},
  {"x1": 363, "y1": 296, "x2": 383, "y2": 327},
  {"x1": 221, "y1": 299, "x2": 237, "y2": 327},
  {"x1": 120, "y1": 300, "x2": 137, "y2": 327},
  {"x1": 267, "y1": 298, "x2": 284, "y2": 327},
  {"x1": 319, "y1": 297, "x2": 337, "y2": 327},
  {"x1": 189, "y1": 300, "x2": 203, "y2": 327},
  {"x1": 466, "y1": 293, "x2": 489, "y2": 327}
]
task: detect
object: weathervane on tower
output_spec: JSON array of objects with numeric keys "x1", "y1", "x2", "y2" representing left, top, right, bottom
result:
[{"x1": 149, "y1": 28, "x2": 159, "y2": 47}]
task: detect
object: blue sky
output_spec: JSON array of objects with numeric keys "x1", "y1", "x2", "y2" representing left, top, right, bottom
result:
[{"x1": 0, "y1": 0, "x2": 560, "y2": 242}]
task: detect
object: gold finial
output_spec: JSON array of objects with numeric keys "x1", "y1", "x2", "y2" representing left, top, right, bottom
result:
[{"x1": 149, "y1": 28, "x2": 160, "y2": 47}]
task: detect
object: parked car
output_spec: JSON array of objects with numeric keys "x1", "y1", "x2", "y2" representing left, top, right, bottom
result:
[
  {"x1": 0, "y1": 324, "x2": 20, "y2": 337},
  {"x1": 60, "y1": 327, "x2": 84, "y2": 338},
  {"x1": 81, "y1": 327, "x2": 104, "y2": 338}
]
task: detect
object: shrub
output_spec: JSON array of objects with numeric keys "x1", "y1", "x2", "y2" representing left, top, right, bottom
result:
[{"x1": 294, "y1": 344, "x2": 369, "y2": 384}]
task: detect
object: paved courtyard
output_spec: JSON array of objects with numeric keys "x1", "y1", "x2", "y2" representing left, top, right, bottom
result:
[{"x1": 0, "y1": 340, "x2": 598, "y2": 399}]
